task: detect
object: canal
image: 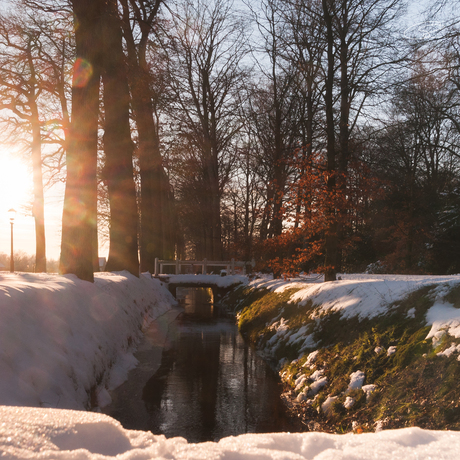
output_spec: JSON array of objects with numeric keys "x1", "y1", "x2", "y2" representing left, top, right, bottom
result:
[{"x1": 102, "y1": 287, "x2": 301, "y2": 443}]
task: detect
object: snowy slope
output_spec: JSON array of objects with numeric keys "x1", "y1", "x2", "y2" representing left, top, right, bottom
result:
[
  {"x1": 248, "y1": 273, "x2": 460, "y2": 374},
  {"x1": 251, "y1": 273, "x2": 460, "y2": 320},
  {"x1": 0, "y1": 271, "x2": 175, "y2": 410}
]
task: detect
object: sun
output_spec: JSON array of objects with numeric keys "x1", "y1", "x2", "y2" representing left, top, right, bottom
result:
[{"x1": 0, "y1": 150, "x2": 33, "y2": 214}]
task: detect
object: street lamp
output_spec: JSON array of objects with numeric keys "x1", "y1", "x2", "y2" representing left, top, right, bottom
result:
[{"x1": 8, "y1": 208, "x2": 16, "y2": 273}]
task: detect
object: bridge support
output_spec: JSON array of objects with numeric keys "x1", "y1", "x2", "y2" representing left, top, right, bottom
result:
[
  {"x1": 167, "y1": 281, "x2": 242, "y2": 301},
  {"x1": 169, "y1": 284, "x2": 177, "y2": 298}
]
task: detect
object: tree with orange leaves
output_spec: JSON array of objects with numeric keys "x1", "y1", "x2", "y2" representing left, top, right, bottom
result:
[{"x1": 263, "y1": 149, "x2": 381, "y2": 278}]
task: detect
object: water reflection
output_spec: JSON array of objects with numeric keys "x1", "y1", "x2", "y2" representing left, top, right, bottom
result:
[
  {"x1": 105, "y1": 288, "x2": 300, "y2": 443},
  {"x1": 176, "y1": 286, "x2": 214, "y2": 317}
]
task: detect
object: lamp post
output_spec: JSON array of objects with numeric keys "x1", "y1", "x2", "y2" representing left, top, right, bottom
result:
[{"x1": 8, "y1": 208, "x2": 16, "y2": 273}]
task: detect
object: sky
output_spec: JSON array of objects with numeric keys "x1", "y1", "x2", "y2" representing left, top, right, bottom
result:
[
  {"x1": 2, "y1": 272, "x2": 460, "y2": 458},
  {"x1": 0, "y1": 0, "x2": 448, "y2": 263},
  {"x1": 0, "y1": 149, "x2": 64, "y2": 261},
  {"x1": 0, "y1": 148, "x2": 110, "y2": 262}
]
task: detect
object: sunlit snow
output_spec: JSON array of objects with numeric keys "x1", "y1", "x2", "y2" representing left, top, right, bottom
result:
[{"x1": 2, "y1": 272, "x2": 460, "y2": 458}]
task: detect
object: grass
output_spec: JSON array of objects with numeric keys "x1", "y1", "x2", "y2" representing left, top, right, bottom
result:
[{"x1": 225, "y1": 280, "x2": 460, "y2": 432}]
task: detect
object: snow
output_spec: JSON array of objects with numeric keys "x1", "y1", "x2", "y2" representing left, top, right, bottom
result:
[
  {"x1": 302, "y1": 350, "x2": 319, "y2": 368},
  {"x1": 0, "y1": 272, "x2": 176, "y2": 409},
  {"x1": 387, "y1": 346, "x2": 397, "y2": 356},
  {"x1": 309, "y1": 376, "x2": 328, "y2": 395},
  {"x1": 251, "y1": 274, "x2": 460, "y2": 363},
  {"x1": 251, "y1": 273, "x2": 460, "y2": 321},
  {"x1": 321, "y1": 395, "x2": 338, "y2": 416},
  {"x1": 3, "y1": 272, "x2": 460, "y2": 458},
  {"x1": 425, "y1": 301, "x2": 460, "y2": 342},
  {"x1": 344, "y1": 396, "x2": 356, "y2": 409},
  {"x1": 348, "y1": 370, "x2": 366, "y2": 391},
  {"x1": 362, "y1": 384, "x2": 377, "y2": 400},
  {"x1": 295, "y1": 374, "x2": 308, "y2": 391},
  {"x1": 5, "y1": 405, "x2": 460, "y2": 460}
]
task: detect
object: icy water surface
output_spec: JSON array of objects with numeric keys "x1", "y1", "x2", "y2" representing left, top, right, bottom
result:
[{"x1": 103, "y1": 287, "x2": 300, "y2": 443}]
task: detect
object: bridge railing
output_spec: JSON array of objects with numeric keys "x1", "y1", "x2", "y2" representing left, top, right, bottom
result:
[{"x1": 154, "y1": 258, "x2": 254, "y2": 276}]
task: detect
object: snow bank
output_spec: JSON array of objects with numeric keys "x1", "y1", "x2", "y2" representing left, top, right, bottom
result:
[
  {"x1": 1, "y1": 405, "x2": 460, "y2": 459},
  {"x1": 251, "y1": 274, "x2": 460, "y2": 321},
  {"x1": 0, "y1": 272, "x2": 175, "y2": 410}
]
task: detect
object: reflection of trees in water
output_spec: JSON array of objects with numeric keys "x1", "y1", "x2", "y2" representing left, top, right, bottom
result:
[
  {"x1": 142, "y1": 349, "x2": 176, "y2": 412},
  {"x1": 142, "y1": 318, "x2": 221, "y2": 442},
  {"x1": 127, "y1": 293, "x2": 300, "y2": 442}
]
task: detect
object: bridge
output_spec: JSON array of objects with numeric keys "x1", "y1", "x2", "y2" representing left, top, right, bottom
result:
[
  {"x1": 154, "y1": 258, "x2": 254, "y2": 276},
  {"x1": 157, "y1": 274, "x2": 246, "y2": 300}
]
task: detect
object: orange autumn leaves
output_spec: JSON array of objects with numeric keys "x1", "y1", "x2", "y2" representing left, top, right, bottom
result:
[{"x1": 262, "y1": 150, "x2": 382, "y2": 277}]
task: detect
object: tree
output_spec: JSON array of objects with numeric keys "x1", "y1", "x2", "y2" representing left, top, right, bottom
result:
[
  {"x1": 223, "y1": 135, "x2": 264, "y2": 262},
  {"x1": 102, "y1": 0, "x2": 139, "y2": 276},
  {"x1": 366, "y1": 61, "x2": 460, "y2": 273},
  {"x1": 246, "y1": 0, "x2": 303, "y2": 245},
  {"x1": 319, "y1": 0, "x2": 403, "y2": 280},
  {"x1": 0, "y1": 14, "x2": 48, "y2": 272},
  {"x1": 0, "y1": 7, "x2": 73, "y2": 273},
  {"x1": 160, "y1": 0, "x2": 248, "y2": 260},
  {"x1": 281, "y1": 0, "x2": 325, "y2": 230},
  {"x1": 60, "y1": 0, "x2": 104, "y2": 281},
  {"x1": 120, "y1": 0, "x2": 177, "y2": 272}
]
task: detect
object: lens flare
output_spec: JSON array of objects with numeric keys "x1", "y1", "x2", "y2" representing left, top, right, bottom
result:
[{"x1": 72, "y1": 58, "x2": 93, "y2": 88}]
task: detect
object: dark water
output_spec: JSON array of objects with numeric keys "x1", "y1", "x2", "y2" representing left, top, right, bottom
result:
[{"x1": 103, "y1": 287, "x2": 300, "y2": 443}]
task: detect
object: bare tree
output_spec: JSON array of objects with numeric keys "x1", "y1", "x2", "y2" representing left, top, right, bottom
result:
[
  {"x1": 319, "y1": 0, "x2": 404, "y2": 280},
  {"x1": 159, "y1": 0, "x2": 249, "y2": 260},
  {"x1": 246, "y1": 0, "x2": 301, "y2": 244},
  {"x1": 120, "y1": 0, "x2": 177, "y2": 272},
  {"x1": 367, "y1": 58, "x2": 460, "y2": 272},
  {"x1": 60, "y1": 0, "x2": 104, "y2": 281},
  {"x1": 0, "y1": 9, "x2": 72, "y2": 272}
]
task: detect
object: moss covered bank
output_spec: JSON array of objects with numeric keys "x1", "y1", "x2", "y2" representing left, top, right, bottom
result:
[{"x1": 224, "y1": 277, "x2": 460, "y2": 433}]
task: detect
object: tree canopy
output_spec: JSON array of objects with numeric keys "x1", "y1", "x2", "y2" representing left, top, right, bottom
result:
[{"x1": 1, "y1": 0, "x2": 460, "y2": 280}]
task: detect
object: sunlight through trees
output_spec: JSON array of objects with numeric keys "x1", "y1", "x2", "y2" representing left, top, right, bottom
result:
[{"x1": 0, "y1": 0, "x2": 459, "y2": 280}]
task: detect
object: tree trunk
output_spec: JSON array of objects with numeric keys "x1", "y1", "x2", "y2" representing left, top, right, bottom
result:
[
  {"x1": 201, "y1": 148, "x2": 221, "y2": 260},
  {"x1": 26, "y1": 43, "x2": 46, "y2": 273},
  {"x1": 102, "y1": 0, "x2": 139, "y2": 276},
  {"x1": 322, "y1": 0, "x2": 337, "y2": 282},
  {"x1": 129, "y1": 59, "x2": 174, "y2": 270},
  {"x1": 120, "y1": 0, "x2": 176, "y2": 270},
  {"x1": 60, "y1": 0, "x2": 102, "y2": 282},
  {"x1": 30, "y1": 100, "x2": 46, "y2": 273},
  {"x1": 201, "y1": 67, "x2": 223, "y2": 261},
  {"x1": 336, "y1": 3, "x2": 350, "y2": 273}
]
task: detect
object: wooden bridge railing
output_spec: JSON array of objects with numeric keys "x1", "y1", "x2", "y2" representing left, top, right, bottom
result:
[{"x1": 154, "y1": 258, "x2": 254, "y2": 276}]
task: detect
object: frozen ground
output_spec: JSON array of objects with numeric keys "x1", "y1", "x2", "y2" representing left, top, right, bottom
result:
[{"x1": 2, "y1": 271, "x2": 460, "y2": 459}]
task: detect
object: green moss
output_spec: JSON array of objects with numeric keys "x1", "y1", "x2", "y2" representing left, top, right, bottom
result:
[
  {"x1": 225, "y1": 280, "x2": 460, "y2": 432},
  {"x1": 237, "y1": 288, "x2": 306, "y2": 344}
]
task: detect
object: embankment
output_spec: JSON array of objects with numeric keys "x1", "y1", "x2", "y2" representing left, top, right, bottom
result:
[{"x1": 227, "y1": 274, "x2": 460, "y2": 432}]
